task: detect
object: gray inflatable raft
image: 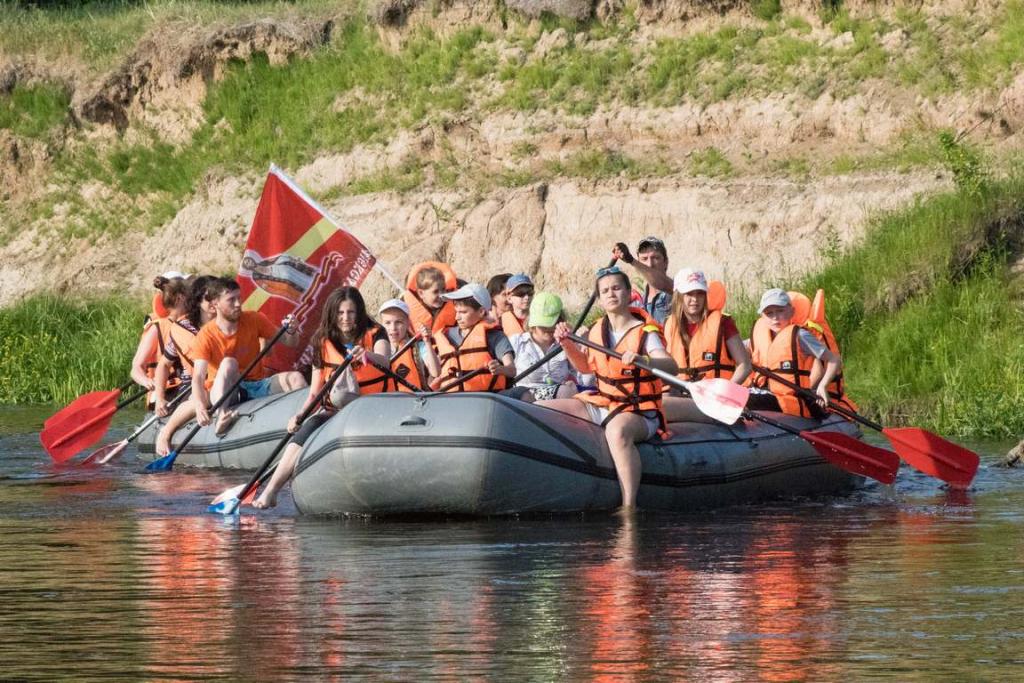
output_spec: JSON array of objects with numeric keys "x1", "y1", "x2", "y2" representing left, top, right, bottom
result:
[
  {"x1": 135, "y1": 389, "x2": 306, "y2": 469},
  {"x1": 290, "y1": 392, "x2": 866, "y2": 516}
]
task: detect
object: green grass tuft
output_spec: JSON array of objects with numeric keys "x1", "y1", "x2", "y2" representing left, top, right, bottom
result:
[
  {"x1": 0, "y1": 82, "x2": 70, "y2": 139},
  {"x1": 0, "y1": 294, "x2": 144, "y2": 404}
]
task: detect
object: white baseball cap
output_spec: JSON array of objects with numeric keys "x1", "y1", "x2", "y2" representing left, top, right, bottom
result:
[
  {"x1": 758, "y1": 288, "x2": 792, "y2": 314},
  {"x1": 378, "y1": 298, "x2": 410, "y2": 317},
  {"x1": 673, "y1": 268, "x2": 709, "y2": 294},
  {"x1": 441, "y1": 282, "x2": 491, "y2": 310},
  {"x1": 161, "y1": 270, "x2": 191, "y2": 280}
]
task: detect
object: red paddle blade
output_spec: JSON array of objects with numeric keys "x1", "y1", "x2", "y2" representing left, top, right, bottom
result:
[
  {"x1": 44, "y1": 390, "x2": 119, "y2": 429},
  {"x1": 801, "y1": 430, "x2": 900, "y2": 484},
  {"x1": 40, "y1": 404, "x2": 116, "y2": 463},
  {"x1": 883, "y1": 427, "x2": 979, "y2": 488},
  {"x1": 241, "y1": 485, "x2": 259, "y2": 506}
]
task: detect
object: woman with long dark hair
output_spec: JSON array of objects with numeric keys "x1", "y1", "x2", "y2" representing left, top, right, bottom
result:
[{"x1": 254, "y1": 286, "x2": 390, "y2": 509}]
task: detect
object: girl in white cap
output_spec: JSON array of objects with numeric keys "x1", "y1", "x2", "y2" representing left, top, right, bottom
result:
[
  {"x1": 662, "y1": 268, "x2": 751, "y2": 423},
  {"x1": 378, "y1": 298, "x2": 441, "y2": 391}
]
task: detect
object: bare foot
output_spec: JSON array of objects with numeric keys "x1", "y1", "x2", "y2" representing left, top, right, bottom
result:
[
  {"x1": 252, "y1": 492, "x2": 278, "y2": 509},
  {"x1": 215, "y1": 409, "x2": 240, "y2": 437},
  {"x1": 155, "y1": 429, "x2": 172, "y2": 457}
]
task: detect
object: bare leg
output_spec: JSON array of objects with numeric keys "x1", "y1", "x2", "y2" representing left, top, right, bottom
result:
[
  {"x1": 535, "y1": 397, "x2": 592, "y2": 420},
  {"x1": 604, "y1": 413, "x2": 650, "y2": 510},
  {"x1": 155, "y1": 399, "x2": 197, "y2": 456},
  {"x1": 253, "y1": 442, "x2": 301, "y2": 509},
  {"x1": 555, "y1": 383, "x2": 578, "y2": 399},
  {"x1": 270, "y1": 370, "x2": 307, "y2": 394},
  {"x1": 211, "y1": 358, "x2": 240, "y2": 436},
  {"x1": 663, "y1": 396, "x2": 718, "y2": 424}
]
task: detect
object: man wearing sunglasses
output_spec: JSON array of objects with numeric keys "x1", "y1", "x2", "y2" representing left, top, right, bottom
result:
[{"x1": 612, "y1": 236, "x2": 674, "y2": 325}]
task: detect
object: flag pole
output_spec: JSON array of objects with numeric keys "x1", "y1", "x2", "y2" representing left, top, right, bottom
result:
[{"x1": 269, "y1": 164, "x2": 404, "y2": 294}]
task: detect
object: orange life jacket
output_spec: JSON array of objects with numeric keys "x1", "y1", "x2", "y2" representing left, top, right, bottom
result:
[
  {"x1": 319, "y1": 328, "x2": 388, "y2": 397},
  {"x1": 404, "y1": 261, "x2": 458, "y2": 334},
  {"x1": 805, "y1": 289, "x2": 857, "y2": 412},
  {"x1": 763, "y1": 324, "x2": 817, "y2": 418},
  {"x1": 140, "y1": 317, "x2": 182, "y2": 406},
  {"x1": 500, "y1": 310, "x2": 526, "y2": 337},
  {"x1": 165, "y1": 319, "x2": 198, "y2": 377},
  {"x1": 576, "y1": 308, "x2": 667, "y2": 431},
  {"x1": 747, "y1": 290, "x2": 809, "y2": 388},
  {"x1": 663, "y1": 282, "x2": 736, "y2": 382},
  {"x1": 389, "y1": 337, "x2": 426, "y2": 393},
  {"x1": 433, "y1": 320, "x2": 508, "y2": 393}
]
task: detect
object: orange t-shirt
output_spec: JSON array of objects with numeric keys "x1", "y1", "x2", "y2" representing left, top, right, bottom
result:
[{"x1": 191, "y1": 311, "x2": 277, "y2": 387}]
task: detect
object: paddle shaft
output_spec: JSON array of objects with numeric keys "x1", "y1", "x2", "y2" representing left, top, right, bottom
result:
[
  {"x1": 435, "y1": 367, "x2": 490, "y2": 393},
  {"x1": 511, "y1": 257, "x2": 617, "y2": 385},
  {"x1": 389, "y1": 334, "x2": 421, "y2": 363},
  {"x1": 566, "y1": 333, "x2": 684, "y2": 392},
  {"x1": 116, "y1": 387, "x2": 148, "y2": 411},
  {"x1": 128, "y1": 387, "x2": 192, "y2": 443},
  {"x1": 166, "y1": 323, "x2": 292, "y2": 461},
  {"x1": 235, "y1": 354, "x2": 357, "y2": 506},
  {"x1": 369, "y1": 359, "x2": 422, "y2": 393}
]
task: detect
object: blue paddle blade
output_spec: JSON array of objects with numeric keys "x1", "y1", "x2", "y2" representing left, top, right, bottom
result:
[
  {"x1": 145, "y1": 451, "x2": 177, "y2": 472},
  {"x1": 207, "y1": 497, "x2": 241, "y2": 516}
]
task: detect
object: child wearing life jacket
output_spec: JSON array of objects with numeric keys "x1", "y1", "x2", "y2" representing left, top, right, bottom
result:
[
  {"x1": 537, "y1": 266, "x2": 679, "y2": 510},
  {"x1": 662, "y1": 268, "x2": 752, "y2": 423},
  {"x1": 486, "y1": 272, "x2": 512, "y2": 324},
  {"x1": 403, "y1": 262, "x2": 458, "y2": 335},
  {"x1": 254, "y1": 287, "x2": 391, "y2": 509},
  {"x1": 510, "y1": 292, "x2": 586, "y2": 401},
  {"x1": 432, "y1": 283, "x2": 516, "y2": 392},
  {"x1": 130, "y1": 274, "x2": 190, "y2": 409},
  {"x1": 499, "y1": 273, "x2": 534, "y2": 337},
  {"x1": 748, "y1": 288, "x2": 842, "y2": 418},
  {"x1": 378, "y1": 298, "x2": 440, "y2": 391},
  {"x1": 190, "y1": 277, "x2": 307, "y2": 436},
  {"x1": 153, "y1": 275, "x2": 218, "y2": 457}
]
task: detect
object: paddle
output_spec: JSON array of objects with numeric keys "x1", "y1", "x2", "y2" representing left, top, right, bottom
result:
[
  {"x1": 44, "y1": 378, "x2": 135, "y2": 430},
  {"x1": 145, "y1": 320, "x2": 293, "y2": 472},
  {"x1": 434, "y1": 367, "x2": 491, "y2": 393},
  {"x1": 207, "y1": 353, "x2": 356, "y2": 515},
  {"x1": 754, "y1": 364, "x2": 979, "y2": 488},
  {"x1": 40, "y1": 387, "x2": 148, "y2": 463},
  {"x1": 80, "y1": 387, "x2": 193, "y2": 466},
  {"x1": 741, "y1": 409, "x2": 899, "y2": 484},
  {"x1": 511, "y1": 257, "x2": 617, "y2": 385},
  {"x1": 565, "y1": 333, "x2": 748, "y2": 425}
]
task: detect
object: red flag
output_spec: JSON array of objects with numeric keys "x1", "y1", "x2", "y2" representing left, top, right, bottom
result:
[{"x1": 239, "y1": 165, "x2": 377, "y2": 373}]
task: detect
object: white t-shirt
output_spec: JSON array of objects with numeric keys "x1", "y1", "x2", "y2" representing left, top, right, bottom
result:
[
  {"x1": 608, "y1": 324, "x2": 666, "y2": 354},
  {"x1": 511, "y1": 333, "x2": 591, "y2": 388}
]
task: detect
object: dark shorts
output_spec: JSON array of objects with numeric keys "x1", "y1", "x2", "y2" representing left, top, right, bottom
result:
[{"x1": 290, "y1": 411, "x2": 332, "y2": 447}]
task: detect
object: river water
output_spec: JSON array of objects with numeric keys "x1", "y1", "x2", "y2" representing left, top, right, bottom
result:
[{"x1": 2, "y1": 405, "x2": 1023, "y2": 680}]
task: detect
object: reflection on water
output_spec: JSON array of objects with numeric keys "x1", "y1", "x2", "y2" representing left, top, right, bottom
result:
[{"x1": 1, "y1": 406, "x2": 1023, "y2": 679}]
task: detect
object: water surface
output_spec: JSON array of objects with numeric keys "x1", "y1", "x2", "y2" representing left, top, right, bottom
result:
[{"x1": 2, "y1": 405, "x2": 1023, "y2": 680}]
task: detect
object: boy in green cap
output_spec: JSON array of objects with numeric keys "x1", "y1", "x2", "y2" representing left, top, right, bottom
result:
[{"x1": 510, "y1": 292, "x2": 588, "y2": 400}]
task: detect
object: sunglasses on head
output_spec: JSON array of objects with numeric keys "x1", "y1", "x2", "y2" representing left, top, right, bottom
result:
[{"x1": 596, "y1": 265, "x2": 624, "y2": 278}]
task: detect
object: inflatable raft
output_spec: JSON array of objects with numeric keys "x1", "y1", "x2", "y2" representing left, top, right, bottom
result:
[
  {"x1": 289, "y1": 392, "x2": 866, "y2": 516},
  {"x1": 135, "y1": 389, "x2": 306, "y2": 469}
]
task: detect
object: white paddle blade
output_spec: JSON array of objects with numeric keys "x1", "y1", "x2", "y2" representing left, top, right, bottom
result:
[
  {"x1": 209, "y1": 484, "x2": 245, "y2": 507},
  {"x1": 686, "y1": 378, "x2": 748, "y2": 425}
]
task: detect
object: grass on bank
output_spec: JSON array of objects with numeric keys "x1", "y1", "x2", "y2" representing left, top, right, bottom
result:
[
  {"x1": 723, "y1": 159, "x2": 1024, "y2": 437},
  {"x1": 5, "y1": 1, "x2": 1024, "y2": 240},
  {"x1": 0, "y1": 295, "x2": 143, "y2": 404}
]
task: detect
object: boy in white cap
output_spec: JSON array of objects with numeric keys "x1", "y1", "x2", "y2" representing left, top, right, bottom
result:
[
  {"x1": 749, "y1": 288, "x2": 842, "y2": 417},
  {"x1": 378, "y1": 298, "x2": 440, "y2": 391},
  {"x1": 432, "y1": 283, "x2": 516, "y2": 392}
]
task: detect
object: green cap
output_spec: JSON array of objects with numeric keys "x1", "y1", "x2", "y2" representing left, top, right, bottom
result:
[{"x1": 528, "y1": 292, "x2": 563, "y2": 328}]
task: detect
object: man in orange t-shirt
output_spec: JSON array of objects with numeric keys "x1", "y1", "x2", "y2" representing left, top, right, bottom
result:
[{"x1": 191, "y1": 277, "x2": 307, "y2": 435}]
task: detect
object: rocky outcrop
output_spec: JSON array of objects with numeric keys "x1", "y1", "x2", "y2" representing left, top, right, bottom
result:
[
  {"x1": 505, "y1": 0, "x2": 594, "y2": 21},
  {"x1": 77, "y1": 18, "x2": 333, "y2": 139}
]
